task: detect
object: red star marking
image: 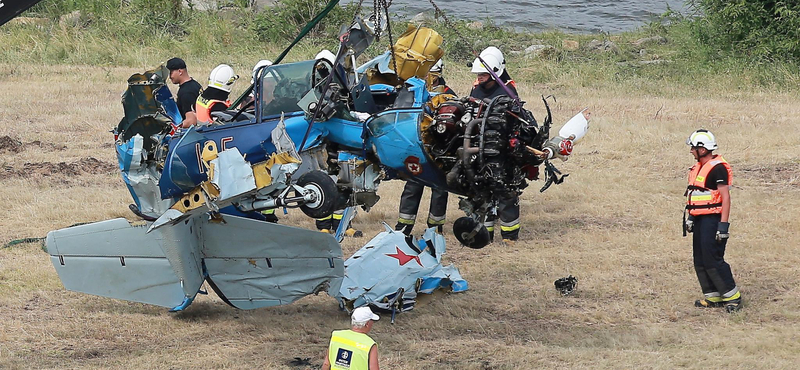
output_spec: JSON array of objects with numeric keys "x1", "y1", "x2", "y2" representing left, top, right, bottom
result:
[
  {"x1": 404, "y1": 156, "x2": 423, "y2": 175},
  {"x1": 386, "y1": 246, "x2": 422, "y2": 266}
]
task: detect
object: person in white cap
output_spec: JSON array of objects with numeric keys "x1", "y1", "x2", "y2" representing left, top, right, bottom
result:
[{"x1": 322, "y1": 306, "x2": 381, "y2": 370}]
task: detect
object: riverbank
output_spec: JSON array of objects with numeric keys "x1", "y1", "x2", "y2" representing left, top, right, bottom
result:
[{"x1": 2, "y1": 4, "x2": 799, "y2": 94}]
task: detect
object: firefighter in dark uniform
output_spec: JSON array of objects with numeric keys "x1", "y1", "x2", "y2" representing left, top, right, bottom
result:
[
  {"x1": 469, "y1": 47, "x2": 521, "y2": 243},
  {"x1": 316, "y1": 209, "x2": 361, "y2": 237},
  {"x1": 395, "y1": 59, "x2": 455, "y2": 235},
  {"x1": 684, "y1": 129, "x2": 741, "y2": 312}
]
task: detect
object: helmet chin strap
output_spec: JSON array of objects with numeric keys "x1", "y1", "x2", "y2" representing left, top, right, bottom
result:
[
  {"x1": 478, "y1": 78, "x2": 495, "y2": 90},
  {"x1": 697, "y1": 148, "x2": 712, "y2": 159}
]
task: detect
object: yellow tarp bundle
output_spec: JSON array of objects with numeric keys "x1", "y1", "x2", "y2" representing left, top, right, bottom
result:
[{"x1": 391, "y1": 25, "x2": 445, "y2": 81}]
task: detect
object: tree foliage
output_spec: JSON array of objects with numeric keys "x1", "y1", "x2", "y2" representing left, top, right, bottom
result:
[{"x1": 688, "y1": 0, "x2": 800, "y2": 61}]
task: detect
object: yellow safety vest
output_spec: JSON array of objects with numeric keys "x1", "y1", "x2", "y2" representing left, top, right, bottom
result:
[{"x1": 328, "y1": 330, "x2": 375, "y2": 370}]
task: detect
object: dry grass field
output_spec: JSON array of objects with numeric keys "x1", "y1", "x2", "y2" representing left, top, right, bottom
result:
[{"x1": 1, "y1": 62, "x2": 800, "y2": 369}]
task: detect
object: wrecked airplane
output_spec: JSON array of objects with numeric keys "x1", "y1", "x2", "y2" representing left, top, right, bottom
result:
[{"x1": 43, "y1": 6, "x2": 588, "y2": 312}]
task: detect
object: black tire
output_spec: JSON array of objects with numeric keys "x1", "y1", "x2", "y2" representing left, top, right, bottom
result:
[
  {"x1": 453, "y1": 217, "x2": 490, "y2": 249},
  {"x1": 296, "y1": 170, "x2": 338, "y2": 219}
]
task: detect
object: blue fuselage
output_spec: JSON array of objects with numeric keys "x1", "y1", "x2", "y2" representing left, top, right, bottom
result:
[{"x1": 158, "y1": 72, "x2": 450, "y2": 200}]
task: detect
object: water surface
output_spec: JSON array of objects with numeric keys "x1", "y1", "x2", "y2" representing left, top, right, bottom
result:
[{"x1": 385, "y1": 0, "x2": 687, "y2": 33}]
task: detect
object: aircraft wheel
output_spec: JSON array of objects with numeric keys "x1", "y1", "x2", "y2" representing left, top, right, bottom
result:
[
  {"x1": 453, "y1": 217, "x2": 490, "y2": 249},
  {"x1": 297, "y1": 170, "x2": 337, "y2": 219}
]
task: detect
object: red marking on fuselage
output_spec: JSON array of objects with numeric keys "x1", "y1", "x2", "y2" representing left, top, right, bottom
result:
[
  {"x1": 221, "y1": 136, "x2": 234, "y2": 151},
  {"x1": 386, "y1": 246, "x2": 422, "y2": 266}
]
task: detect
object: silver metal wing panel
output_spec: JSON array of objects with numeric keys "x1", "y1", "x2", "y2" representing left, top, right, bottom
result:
[
  {"x1": 200, "y1": 215, "x2": 345, "y2": 310},
  {"x1": 45, "y1": 218, "x2": 188, "y2": 309},
  {"x1": 46, "y1": 215, "x2": 345, "y2": 311}
]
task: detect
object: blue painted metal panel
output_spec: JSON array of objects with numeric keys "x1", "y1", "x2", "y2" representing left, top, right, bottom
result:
[
  {"x1": 115, "y1": 138, "x2": 141, "y2": 209},
  {"x1": 159, "y1": 128, "x2": 210, "y2": 199},
  {"x1": 154, "y1": 85, "x2": 182, "y2": 126},
  {"x1": 158, "y1": 113, "x2": 326, "y2": 199},
  {"x1": 366, "y1": 109, "x2": 444, "y2": 187},
  {"x1": 313, "y1": 116, "x2": 366, "y2": 150},
  {"x1": 404, "y1": 77, "x2": 430, "y2": 108}
]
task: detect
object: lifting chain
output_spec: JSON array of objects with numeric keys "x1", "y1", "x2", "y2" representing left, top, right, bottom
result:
[
  {"x1": 350, "y1": 0, "x2": 397, "y2": 77},
  {"x1": 348, "y1": 0, "x2": 474, "y2": 78},
  {"x1": 351, "y1": 0, "x2": 367, "y2": 24},
  {"x1": 350, "y1": 0, "x2": 392, "y2": 40},
  {"x1": 378, "y1": 0, "x2": 399, "y2": 75}
]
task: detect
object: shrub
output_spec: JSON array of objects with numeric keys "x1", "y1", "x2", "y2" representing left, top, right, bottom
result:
[
  {"x1": 252, "y1": 0, "x2": 359, "y2": 42},
  {"x1": 687, "y1": 0, "x2": 800, "y2": 61}
]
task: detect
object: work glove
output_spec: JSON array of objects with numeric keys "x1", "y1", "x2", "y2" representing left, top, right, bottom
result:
[
  {"x1": 685, "y1": 215, "x2": 695, "y2": 233},
  {"x1": 716, "y1": 222, "x2": 730, "y2": 243}
]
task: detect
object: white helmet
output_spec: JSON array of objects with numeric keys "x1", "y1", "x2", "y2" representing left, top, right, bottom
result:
[
  {"x1": 471, "y1": 46, "x2": 505, "y2": 77},
  {"x1": 251, "y1": 59, "x2": 273, "y2": 84},
  {"x1": 687, "y1": 129, "x2": 718, "y2": 150},
  {"x1": 208, "y1": 64, "x2": 239, "y2": 93},
  {"x1": 430, "y1": 59, "x2": 444, "y2": 73},
  {"x1": 315, "y1": 50, "x2": 336, "y2": 65}
]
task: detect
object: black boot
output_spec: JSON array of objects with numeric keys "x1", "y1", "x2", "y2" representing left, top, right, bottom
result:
[
  {"x1": 694, "y1": 298, "x2": 724, "y2": 308},
  {"x1": 395, "y1": 222, "x2": 413, "y2": 236},
  {"x1": 427, "y1": 223, "x2": 444, "y2": 234},
  {"x1": 722, "y1": 291, "x2": 742, "y2": 313}
]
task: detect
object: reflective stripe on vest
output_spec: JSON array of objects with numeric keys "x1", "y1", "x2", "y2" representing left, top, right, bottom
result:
[
  {"x1": 686, "y1": 155, "x2": 732, "y2": 216},
  {"x1": 328, "y1": 330, "x2": 374, "y2": 370},
  {"x1": 195, "y1": 97, "x2": 230, "y2": 126}
]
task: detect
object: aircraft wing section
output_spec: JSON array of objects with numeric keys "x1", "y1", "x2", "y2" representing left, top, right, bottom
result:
[
  {"x1": 45, "y1": 219, "x2": 188, "y2": 309},
  {"x1": 46, "y1": 215, "x2": 346, "y2": 311},
  {"x1": 201, "y1": 215, "x2": 344, "y2": 310}
]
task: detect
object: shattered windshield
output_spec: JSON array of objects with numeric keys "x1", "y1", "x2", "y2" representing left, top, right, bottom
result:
[{"x1": 259, "y1": 60, "x2": 316, "y2": 118}]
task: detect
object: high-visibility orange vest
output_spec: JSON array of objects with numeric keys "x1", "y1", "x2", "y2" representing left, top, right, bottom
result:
[
  {"x1": 686, "y1": 155, "x2": 732, "y2": 216},
  {"x1": 195, "y1": 96, "x2": 230, "y2": 126}
]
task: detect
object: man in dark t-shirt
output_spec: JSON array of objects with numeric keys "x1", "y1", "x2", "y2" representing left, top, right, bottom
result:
[
  {"x1": 703, "y1": 165, "x2": 729, "y2": 189},
  {"x1": 166, "y1": 57, "x2": 202, "y2": 128}
]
